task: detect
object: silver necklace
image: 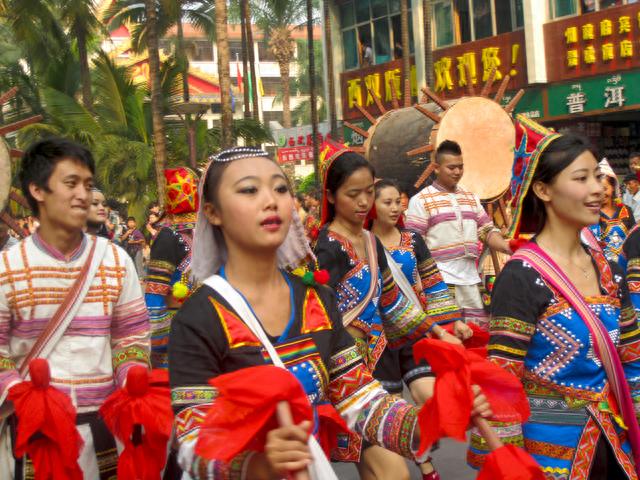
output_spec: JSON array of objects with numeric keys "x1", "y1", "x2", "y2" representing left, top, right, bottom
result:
[{"x1": 538, "y1": 238, "x2": 591, "y2": 279}]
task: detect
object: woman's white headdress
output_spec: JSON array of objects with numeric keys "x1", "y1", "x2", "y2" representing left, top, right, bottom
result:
[{"x1": 191, "y1": 147, "x2": 315, "y2": 282}]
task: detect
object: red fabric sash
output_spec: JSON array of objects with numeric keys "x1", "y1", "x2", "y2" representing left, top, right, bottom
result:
[{"x1": 512, "y1": 243, "x2": 640, "y2": 474}]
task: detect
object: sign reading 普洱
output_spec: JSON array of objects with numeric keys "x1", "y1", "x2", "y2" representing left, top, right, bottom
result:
[
  {"x1": 432, "y1": 31, "x2": 528, "y2": 97},
  {"x1": 547, "y1": 69, "x2": 640, "y2": 118},
  {"x1": 544, "y1": 3, "x2": 640, "y2": 82},
  {"x1": 340, "y1": 58, "x2": 418, "y2": 121}
]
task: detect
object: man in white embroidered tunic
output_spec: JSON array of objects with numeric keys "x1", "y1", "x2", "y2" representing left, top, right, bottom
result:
[
  {"x1": 406, "y1": 140, "x2": 512, "y2": 330},
  {"x1": 0, "y1": 138, "x2": 150, "y2": 479}
]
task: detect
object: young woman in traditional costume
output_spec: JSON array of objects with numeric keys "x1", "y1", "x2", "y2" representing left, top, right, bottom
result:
[
  {"x1": 86, "y1": 187, "x2": 110, "y2": 238},
  {"x1": 471, "y1": 115, "x2": 640, "y2": 479},
  {"x1": 167, "y1": 147, "x2": 491, "y2": 479},
  {"x1": 368, "y1": 178, "x2": 472, "y2": 479},
  {"x1": 313, "y1": 142, "x2": 463, "y2": 480},
  {"x1": 589, "y1": 159, "x2": 635, "y2": 265}
]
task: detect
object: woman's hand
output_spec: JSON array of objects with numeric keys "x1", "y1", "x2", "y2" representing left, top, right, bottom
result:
[
  {"x1": 471, "y1": 385, "x2": 492, "y2": 419},
  {"x1": 432, "y1": 325, "x2": 462, "y2": 345},
  {"x1": 264, "y1": 420, "x2": 312, "y2": 477},
  {"x1": 453, "y1": 321, "x2": 473, "y2": 341}
]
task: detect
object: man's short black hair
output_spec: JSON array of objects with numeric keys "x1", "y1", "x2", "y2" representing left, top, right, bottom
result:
[
  {"x1": 435, "y1": 140, "x2": 462, "y2": 163},
  {"x1": 630, "y1": 152, "x2": 640, "y2": 160},
  {"x1": 127, "y1": 216, "x2": 136, "y2": 223},
  {"x1": 19, "y1": 138, "x2": 95, "y2": 216},
  {"x1": 624, "y1": 173, "x2": 638, "y2": 183}
]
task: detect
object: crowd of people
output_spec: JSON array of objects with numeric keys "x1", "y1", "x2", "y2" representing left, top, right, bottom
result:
[{"x1": 0, "y1": 114, "x2": 639, "y2": 480}]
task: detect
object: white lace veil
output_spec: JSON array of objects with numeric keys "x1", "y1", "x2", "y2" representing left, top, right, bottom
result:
[{"x1": 191, "y1": 148, "x2": 315, "y2": 283}]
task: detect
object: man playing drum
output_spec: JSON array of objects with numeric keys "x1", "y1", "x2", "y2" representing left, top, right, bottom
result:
[{"x1": 406, "y1": 140, "x2": 512, "y2": 330}]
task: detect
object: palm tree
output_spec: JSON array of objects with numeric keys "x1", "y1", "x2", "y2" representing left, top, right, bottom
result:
[
  {"x1": 423, "y1": 0, "x2": 433, "y2": 87},
  {"x1": 58, "y1": 0, "x2": 102, "y2": 110},
  {"x1": 215, "y1": 0, "x2": 233, "y2": 148},
  {"x1": 253, "y1": 0, "x2": 307, "y2": 128},
  {"x1": 400, "y1": 0, "x2": 410, "y2": 94},
  {"x1": 240, "y1": 0, "x2": 260, "y2": 119},
  {"x1": 322, "y1": 0, "x2": 337, "y2": 137},
  {"x1": 145, "y1": 0, "x2": 169, "y2": 200}
]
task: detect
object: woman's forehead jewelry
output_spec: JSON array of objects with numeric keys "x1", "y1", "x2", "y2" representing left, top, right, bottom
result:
[{"x1": 209, "y1": 147, "x2": 269, "y2": 163}]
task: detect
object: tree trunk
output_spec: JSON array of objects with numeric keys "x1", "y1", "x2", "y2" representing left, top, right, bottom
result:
[
  {"x1": 423, "y1": 0, "x2": 434, "y2": 87},
  {"x1": 76, "y1": 24, "x2": 93, "y2": 111},
  {"x1": 400, "y1": 0, "x2": 410, "y2": 93},
  {"x1": 323, "y1": 0, "x2": 337, "y2": 138},
  {"x1": 240, "y1": 2, "x2": 251, "y2": 118},
  {"x1": 307, "y1": 0, "x2": 319, "y2": 184},
  {"x1": 279, "y1": 59, "x2": 291, "y2": 128},
  {"x1": 215, "y1": 0, "x2": 234, "y2": 148},
  {"x1": 175, "y1": 1, "x2": 190, "y2": 102},
  {"x1": 145, "y1": 0, "x2": 167, "y2": 200},
  {"x1": 241, "y1": 0, "x2": 260, "y2": 119}
]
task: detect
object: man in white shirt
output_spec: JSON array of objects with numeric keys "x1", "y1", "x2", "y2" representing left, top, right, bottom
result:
[{"x1": 623, "y1": 173, "x2": 640, "y2": 221}]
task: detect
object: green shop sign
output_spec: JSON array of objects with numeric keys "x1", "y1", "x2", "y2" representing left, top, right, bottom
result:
[
  {"x1": 500, "y1": 89, "x2": 545, "y2": 120},
  {"x1": 342, "y1": 118, "x2": 372, "y2": 147},
  {"x1": 547, "y1": 70, "x2": 640, "y2": 118}
]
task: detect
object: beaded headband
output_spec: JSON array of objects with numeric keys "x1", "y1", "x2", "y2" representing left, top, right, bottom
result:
[{"x1": 208, "y1": 147, "x2": 270, "y2": 163}]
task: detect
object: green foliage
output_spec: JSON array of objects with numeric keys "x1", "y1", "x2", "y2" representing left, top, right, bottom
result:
[{"x1": 296, "y1": 172, "x2": 317, "y2": 193}]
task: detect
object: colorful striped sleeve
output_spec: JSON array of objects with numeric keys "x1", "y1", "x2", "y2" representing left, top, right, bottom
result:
[
  {"x1": 411, "y1": 232, "x2": 461, "y2": 325},
  {"x1": 405, "y1": 193, "x2": 429, "y2": 237},
  {"x1": 111, "y1": 244, "x2": 150, "y2": 387},
  {"x1": 0, "y1": 253, "x2": 20, "y2": 401}
]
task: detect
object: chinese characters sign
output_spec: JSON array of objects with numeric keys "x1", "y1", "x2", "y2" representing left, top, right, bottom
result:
[
  {"x1": 547, "y1": 70, "x2": 640, "y2": 118},
  {"x1": 544, "y1": 3, "x2": 640, "y2": 82},
  {"x1": 274, "y1": 123, "x2": 331, "y2": 165},
  {"x1": 432, "y1": 31, "x2": 528, "y2": 97},
  {"x1": 340, "y1": 58, "x2": 417, "y2": 121}
]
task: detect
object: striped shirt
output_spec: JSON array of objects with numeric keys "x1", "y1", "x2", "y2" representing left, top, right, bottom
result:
[
  {"x1": 0, "y1": 232, "x2": 150, "y2": 412},
  {"x1": 405, "y1": 182, "x2": 497, "y2": 285}
]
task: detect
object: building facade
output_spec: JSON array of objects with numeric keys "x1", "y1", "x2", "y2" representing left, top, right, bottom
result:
[{"x1": 328, "y1": 0, "x2": 640, "y2": 173}]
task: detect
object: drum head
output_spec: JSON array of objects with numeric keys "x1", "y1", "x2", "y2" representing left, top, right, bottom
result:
[
  {"x1": 435, "y1": 97, "x2": 514, "y2": 201},
  {"x1": 0, "y1": 139, "x2": 9, "y2": 211}
]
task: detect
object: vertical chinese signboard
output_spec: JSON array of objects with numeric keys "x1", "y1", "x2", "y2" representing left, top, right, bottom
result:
[
  {"x1": 544, "y1": 3, "x2": 640, "y2": 82},
  {"x1": 432, "y1": 31, "x2": 528, "y2": 98},
  {"x1": 340, "y1": 58, "x2": 418, "y2": 121}
]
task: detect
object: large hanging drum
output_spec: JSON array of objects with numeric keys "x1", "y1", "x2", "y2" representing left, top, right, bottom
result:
[
  {"x1": 0, "y1": 139, "x2": 10, "y2": 211},
  {"x1": 430, "y1": 96, "x2": 515, "y2": 201},
  {"x1": 364, "y1": 103, "x2": 440, "y2": 197}
]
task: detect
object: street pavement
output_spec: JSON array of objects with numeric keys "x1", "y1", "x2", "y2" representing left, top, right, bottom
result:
[{"x1": 333, "y1": 437, "x2": 476, "y2": 479}]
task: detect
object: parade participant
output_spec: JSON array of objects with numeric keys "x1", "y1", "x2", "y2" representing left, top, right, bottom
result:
[
  {"x1": 303, "y1": 189, "x2": 321, "y2": 243},
  {"x1": 589, "y1": 159, "x2": 635, "y2": 264},
  {"x1": 314, "y1": 141, "x2": 461, "y2": 479},
  {"x1": 472, "y1": 116, "x2": 640, "y2": 478},
  {"x1": 369, "y1": 178, "x2": 469, "y2": 480},
  {"x1": 623, "y1": 226, "x2": 640, "y2": 319},
  {"x1": 86, "y1": 187, "x2": 110, "y2": 238},
  {"x1": 0, "y1": 138, "x2": 150, "y2": 478},
  {"x1": 121, "y1": 216, "x2": 145, "y2": 276},
  {"x1": 629, "y1": 152, "x2": 640, "y2": 182},
  {"x1": 168, "y1": 146, "x2": 493, "y2": 479},
  {"x1": 406, "y1": 140, "x2": 512, "y2": 330},
  {"x1": 622, "y1": 174, "x2": 640, "y2": 220},
  {"x1": 145, "y1": 167, "x2": 198, "y2": 370}
]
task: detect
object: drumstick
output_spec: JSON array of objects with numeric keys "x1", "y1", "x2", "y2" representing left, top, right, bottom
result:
[
  {"x1": 490, "y1": 249, "x2": 502, "y2": 277},
  {"x1": 276, "y1": 401, "x2": 311, "y2": 480}
]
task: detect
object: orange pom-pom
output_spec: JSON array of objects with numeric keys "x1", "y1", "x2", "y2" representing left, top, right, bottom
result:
[{"x1": 313, "y1": 269, "x2": 330, "y2": 285}]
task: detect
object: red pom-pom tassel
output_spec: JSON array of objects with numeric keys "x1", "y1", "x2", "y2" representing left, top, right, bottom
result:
[
  {"x1": 509, "y1": 237, "x2": 529, "y2": 253},
  {"x1": 313, "y1": 269, "x2": 330, "y2": 285}
]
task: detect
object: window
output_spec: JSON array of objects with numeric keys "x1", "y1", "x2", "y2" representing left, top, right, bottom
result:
[
  {"x1": 432, "y1": 0, "x2": 523, "y2": 47},
  {"x1": 434, "y1": 1, "x2": 454, "y2": 47},
  {"x1": 473, "y1": 0, "x2": 493, "y2": 40},
  {"x1": 261, "y1": 78, "x2": 282, "y2": 96},
  {"x1": 549, "y1": 0, "x2": 632, "y2": 17},
  {"x1": 339, "y1": 0, "x2": 414, "y2": 70},
  {"x1": 227, "y1": 40, "x2": 243, "y2": 61},
  {"x1": 189, "y1": 40, "x2": 214, "y2": 62},
  {"x1": 257, "y1": 41, "x2": 277, "y2": 62}
]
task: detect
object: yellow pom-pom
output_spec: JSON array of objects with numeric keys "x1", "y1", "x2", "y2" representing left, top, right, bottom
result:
[
  {"x1": 172, "y1": 282, "x2": 190, "y2": 300},
  {"x1": 292, "y1": 267, "x2": 307, "y2": 277}
]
